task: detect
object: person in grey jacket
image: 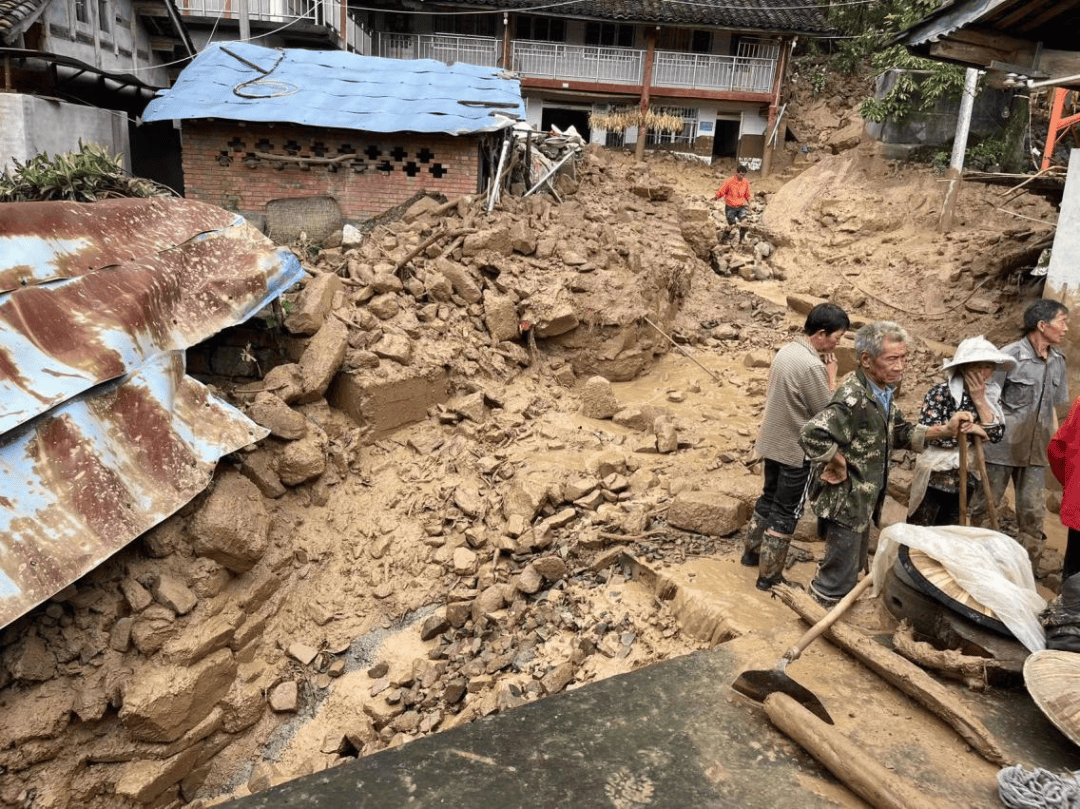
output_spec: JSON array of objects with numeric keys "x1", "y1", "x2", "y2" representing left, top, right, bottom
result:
[
  {"x1": 972, "y1": 299, "x2": 1069, "y2": 568},
  {"x1": 742, "y1": 302, "x2": 849, "y2": 590}
]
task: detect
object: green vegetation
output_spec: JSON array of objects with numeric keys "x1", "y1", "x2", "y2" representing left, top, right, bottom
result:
[
  {"x1": 0, "y1": 141, "x2": 173, "y2": 202},
  {"x1": 811, "y1": 0, "x2": 966, "y2": 124}
]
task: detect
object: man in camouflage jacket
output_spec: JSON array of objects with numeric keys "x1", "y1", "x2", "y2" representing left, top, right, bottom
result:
[{"x1": 800, "y1": 321, "x2": 968, "y2": 605}]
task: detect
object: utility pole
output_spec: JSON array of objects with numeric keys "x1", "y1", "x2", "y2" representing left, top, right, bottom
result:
[
  {"x1": 939, "y1": 67, "x2": 979, "y2": 230},
  {"x1": 239, "y1": 0, "x2": 251, "y2": 42}
]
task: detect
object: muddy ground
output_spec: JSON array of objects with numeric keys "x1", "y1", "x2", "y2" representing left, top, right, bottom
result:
[{"x1": 0, "y1": 111, "x2": 1069, "y2": 808}]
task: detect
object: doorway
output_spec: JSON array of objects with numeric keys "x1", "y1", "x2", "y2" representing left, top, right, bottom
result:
[
  {"x1": 712, "y1": 119, "x2": 740, "y2": 158},
  {"x1": 541, "y1": 108, "x2": 591, "y2": 139}
]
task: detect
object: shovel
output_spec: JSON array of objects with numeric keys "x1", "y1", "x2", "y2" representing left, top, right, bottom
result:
[{"x1": 732, "y1": 575, "x2": 874, "y2": 724}]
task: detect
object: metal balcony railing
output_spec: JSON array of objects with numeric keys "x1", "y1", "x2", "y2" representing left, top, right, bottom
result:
[
  {"x1": 176, "y1": 0, "x2": 364, "y2": 52},
  {"x1": 512, "y1": 40, "x2": 644, "y2": 84},
  {"x1": 375, "y1": 32, "x2": 499, "y2": 66},
  {"x1": 653, "y1": 51, "x2": 775, "y2": 93}
]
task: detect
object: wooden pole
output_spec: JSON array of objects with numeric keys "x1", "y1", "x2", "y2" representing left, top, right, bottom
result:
[
  {"x1": 972, "y1": 435, "x2": 999, "y2": 530},
  {"x1": 773, "y1": 585, "x2": 1010, "y2": 766},
  {"x1": 958, "y1": 435, "x2": 968, "y2": 525},
  {"x1": 764, "y1": 693, "x2": 952, "y2": 809}
]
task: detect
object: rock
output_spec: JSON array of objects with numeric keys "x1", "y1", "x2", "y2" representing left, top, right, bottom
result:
[
  {"x1": 240, "y1": 449, "x2": 287, "y2": 498},
  {"x1": 130, "y1": 605, "x2": 176, "y2": 655},
  {"x1": 449, "y1": 392, "x2": 486, "y2": 423},
  {"x1": 0, "y1": 679, "x2": 72, "y2": 748},
  {"x1": 269, "y1": 681, "x2": 299, "y2": 713},
  {"x1": 115, "y1": 745, "x2": 202, "y2": 804},
  {"x1": 503, "y1": 478, "x2": 547, "y2": 522},
  {"x1": 341, "y1": 224, "x2": 364, "y2": 249},
  {"x1": 462, "y1": 227, "x2": 513, "y2": 257},
  {"x1": 532, "y1": 555, "x2": 567, "y2": 582},
  {"x1": 563, "y1": 477, "x2": 598, "y2": 501},
  {"x1": 516, "y1": 564, "x2": 543, "y2": 594},
  {"x1": 367, "y1": 289, "x2": 401, "y2": 317},
  {"x1": 298, "y1": 318, "x2": 349, "y2": 403},
  {"x1": 434, "y1": 258, "x2": 483, "y2": 303},
  {"x1": 445, "y1": 602, "x2": 471, "y2": 628},
  {"x1": 453, "y1": 482, "x2": 484, "y2": 517},
  {"x1": 743, "y1": 349, "x2": 773, "y2": 369},
  {"x1": 403, "y1": 195, "x2": 441, "y2": 222},
  {"x1": 372, "y1": 333, "x2": 413, "y2": 365},
  {"x1": 120, "y1": 578, "x2": 153, "y2": 612},
  {"x1": 247, "y1": 393, "x2": 308, "y2": 440},
  {"x1": 827, "y1": 118, "x2": 865, "y2": 153},
  {"x1": 190, "y1": 472, "x2": 270, "y2": 573},
  {"x1": 540, "y1": 661, "x2": 574, "y2": 694},
  {"x1": 161, "y1": 607, "x2": 243, "y2": 665},
  {"x1": 110, "y1": 616, "x2": 134, "y2": 652},
  {"x1": 452, "y1": 547, "x2": 479, "y2": 575},
  {"x1": 424, "y1": 270, "x2": 454, "y2": 302},
  {"x1": 151, "y1": 573, "x2": 197, "y2": 616},
  {"x1": 262, "y1": 363, "x2": 304, "y2": 404},
  {"x1": 654, "y1": 417, "x2": 679, "y2": 454},
  {"x1": 471, "y1": 585, "x2": 508, "y2": 623},
  {"x1": 581, "y1": 376, "x2": 620, "y2": 420},
  {"x1": 119, "y1": 649, "x2": 237, "y2": 742},
  {"x1": 483, "y1": 290, "x2": 520, "y2": 343},
  {"x1": 7, "y1": 635, "x2": 56, "y2": 682},
  {"x1": 287, "y1": 642, "x2": 320, "y2": 666},
  {"x1": 613, "y1": 405, "x2": 667, "y2": 432},
  {"x1": 420, "y1": 612, "x2": 450, "y2": 641},
  {"x1": 285, "y1": 273, "x2": 343, "y2": 335},
  {"x1": 678, "y1": 206, "x2": 717, "y2": 260},
  {"x1": 666, "y1": 491, "x2": 748, "y2": 536},
  {"x1": 533, "y1": 304, "x2": 578, "y2": 338},
  {"x1": 509, "y1": 221, "x2": 537, "y2": 255},
  {"x1": 276, "y1": 425, "x2": 329, "y2": 486}
]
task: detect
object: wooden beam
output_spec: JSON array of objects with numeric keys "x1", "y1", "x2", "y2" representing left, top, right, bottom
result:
[
  {"x1": 929, "y1": 38, "x2": 1033, "y2": 70},
  {"x1": 133, "y1": 2, "x2": 169, "y2": 17},
  {"x1": 1037, "y1": 48, "x2": 1080, "y2": 80}
]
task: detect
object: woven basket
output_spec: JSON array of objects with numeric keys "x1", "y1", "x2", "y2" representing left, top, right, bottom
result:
[{"x1": 1024, "y1": 650, "x2": 1080, "y2": 747}]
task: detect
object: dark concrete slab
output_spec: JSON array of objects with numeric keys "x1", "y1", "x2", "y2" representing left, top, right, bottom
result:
[{"x1": 223, "y1": 646, "x2": 855, "y2": 808}]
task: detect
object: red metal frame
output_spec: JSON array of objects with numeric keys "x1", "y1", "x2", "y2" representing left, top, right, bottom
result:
[{"x1": 1043, "y1": 87, "x2": 1080, "y2": 170}]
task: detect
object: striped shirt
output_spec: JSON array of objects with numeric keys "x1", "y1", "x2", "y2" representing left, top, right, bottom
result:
[{"x1": 755, "y1": 336, "x2": 832, "y2": 466}]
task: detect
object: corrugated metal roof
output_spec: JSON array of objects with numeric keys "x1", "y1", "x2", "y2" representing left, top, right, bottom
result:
[
  {"x1": 0, "y1": 197, "x2": 304, "y2": 630},
  {"x1": 142, "y1": 42, "x2": 525, "y2": 136}
]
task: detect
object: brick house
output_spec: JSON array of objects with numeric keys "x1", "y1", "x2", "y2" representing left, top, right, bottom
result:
[{"x1": 143, "y1": 41, "x2": 524, "y2": 224}]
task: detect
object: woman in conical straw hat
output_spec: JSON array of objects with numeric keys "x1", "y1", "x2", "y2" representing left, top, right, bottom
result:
[{"x1": 908, "y1": 336, "x2": 1015, "y2": 526}]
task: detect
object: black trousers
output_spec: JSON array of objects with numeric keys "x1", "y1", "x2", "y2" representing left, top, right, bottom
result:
[{"x1": 753, "y1": 458, "x2": 811, "y2": 536}]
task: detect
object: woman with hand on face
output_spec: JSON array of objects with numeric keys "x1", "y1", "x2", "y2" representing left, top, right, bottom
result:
[{"x1": 908, "y1": 337, "x2": 1014, "y2": 527}]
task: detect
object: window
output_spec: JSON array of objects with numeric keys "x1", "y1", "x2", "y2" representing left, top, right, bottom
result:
[
  {"x1": 515, "y1": 15, "x2": 565, "y2": 42},
  {"x1": 75, "y1": 0, "x2": 88, "y2": 24},
  {"x1": 98, "y1": 0, "x2": 108, "y2": 31},
  {"x1": 585, "y1": 22, "x2": 633, "y2": 48},
  {"x1": 385, "y1": 13, "x2": 411, "y2": 34},
  {"x1": 647, "y1": 107, "x2": 698, "y2": 145},
  {"x1": 658, "y1": 28, "x2": 710, "y2": 52},
  {"x1": 433, "y1": 15, "x2": 496, "y2": 36}
]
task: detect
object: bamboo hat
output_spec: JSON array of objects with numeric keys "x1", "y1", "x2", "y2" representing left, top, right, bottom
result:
[
  {"x1": 941, "y1": 336, "x2": 1016, "y2": 371},
  {"x1": 1024, "y1": 649, "x2": 1080, "y2": 748},
  {"x1": 900, "y1": 546, "x2": 1010, "y2": 634}
]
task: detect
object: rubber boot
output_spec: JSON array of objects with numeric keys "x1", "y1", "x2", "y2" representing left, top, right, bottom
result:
[
  {"x1": 756, "y1": 530, "x2": 793, "y2": 590},
  {"x1": 741, "y1": 513, "x2": 765, "y2": 567}
]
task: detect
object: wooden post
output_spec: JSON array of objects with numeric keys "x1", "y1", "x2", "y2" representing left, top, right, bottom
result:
[
  {"x1": 939, "y1": 68, "x2": 978, "y2": 231},
  {"x1": 634, "y1": 26, "x2": 657, "y2": 162},
  {"x1": 762, "y1": 37, "x2": 791, "y2": 179},
  {"x1": 764, "y1": 693, "x2": 952, "y2": 809},
  {"x1": 501, "y1": 12, "x2": 512, "y2": 69}
]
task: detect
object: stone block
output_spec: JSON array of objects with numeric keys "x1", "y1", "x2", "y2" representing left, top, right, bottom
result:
[{"x1": 666, "y1": 491, "x2": 748, "y2": 537}]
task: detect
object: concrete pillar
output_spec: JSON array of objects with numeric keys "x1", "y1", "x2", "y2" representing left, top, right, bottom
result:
[
  {"x1": 939, "y1": 67, "x2": 979, "y2": 231},
  {"x1": 1045, "y1": 148, "x2": 1080, "y2": 402}
]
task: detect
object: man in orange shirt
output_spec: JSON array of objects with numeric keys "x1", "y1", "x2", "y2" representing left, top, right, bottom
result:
[{"x1": 714, "y1": 163, "x2": 751, "y2": 243}]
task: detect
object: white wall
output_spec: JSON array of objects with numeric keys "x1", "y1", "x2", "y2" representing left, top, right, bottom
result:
[{"x1": 0, "y1": 94, "x2": 131, "y2": 173}]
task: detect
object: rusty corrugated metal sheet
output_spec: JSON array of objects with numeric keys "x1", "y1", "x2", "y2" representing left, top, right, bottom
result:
[{"x1": 0, "y1": 198, "x2": 303, "y2": 629}]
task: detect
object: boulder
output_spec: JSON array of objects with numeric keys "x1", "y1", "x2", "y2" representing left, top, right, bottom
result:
[
  {"x1": 581, "y1": 376, "x2": 620, "y2": 420},
  {"x1": 276, "y1": 425, "x2": 329, "y2": 486},
  {"x1": 298, "y1": 318, "x2": 349, "y2": 403},
  {"x1": 483, "y1": 291, "x2": 519, "y2": 343},
  {"x1": 190, "y1": 472, "x2": 270, "y2": 573},
  {"x1": 285, "y1": 273, "x2": 343, "y2": 335},
  {"x1": 666, "y1": 491, "x2": 748, "y2": 536},
  {"x1": 247, "y1": 392, "x2": 308, "y2": 440}
]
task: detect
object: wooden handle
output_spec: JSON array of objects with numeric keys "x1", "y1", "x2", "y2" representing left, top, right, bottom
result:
[
  {"x1": 784, "y1": 575, "x2": 874, "y2": 663},
  {"x1": 958, "y1": 434, "x2": 968, "y2": 526},
  {"x1": 972, "y1": 435, "x2": 999, "y2": 530}
]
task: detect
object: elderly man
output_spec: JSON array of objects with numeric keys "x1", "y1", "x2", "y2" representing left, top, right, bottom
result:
[
  {"x1": 800, "y1": 321, "x2": 970, "y2": 606},
  {"x1": 743, "y1": 302, "x2": 850, "y2": 591},
  {"x1": 973, "y1": 299, "x2": 1069, "y2": 567}
]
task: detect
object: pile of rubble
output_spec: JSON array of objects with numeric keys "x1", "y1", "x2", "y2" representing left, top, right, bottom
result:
[{"x1": 0, "y1": 145, "x2": 771, "y2": 808}]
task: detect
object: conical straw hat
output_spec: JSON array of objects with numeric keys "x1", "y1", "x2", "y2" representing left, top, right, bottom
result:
[
  {"x1": 1024, "y1": 650, "x2": 1080, "y2": 748},
  {"x1": 906, "y1": 547, "x2": 999, "y2": 620}
]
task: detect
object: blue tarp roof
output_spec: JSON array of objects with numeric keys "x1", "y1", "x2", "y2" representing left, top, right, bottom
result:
[{"x1": 143, "y1": 43, "x2": 524, "y2": 136}]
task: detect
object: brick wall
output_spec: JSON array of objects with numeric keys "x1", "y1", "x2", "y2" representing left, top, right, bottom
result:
[{"x1": 180, "y1": 120, "x2": 483, "y2": 220}]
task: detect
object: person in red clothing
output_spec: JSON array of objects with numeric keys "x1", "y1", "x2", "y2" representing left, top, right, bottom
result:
[
  {"x1": 1049, "y1": 397, "x2": 1080, "y2": 582},
  {"x1": 714, "y1": 163, "x2": 751, "y2": 243}
]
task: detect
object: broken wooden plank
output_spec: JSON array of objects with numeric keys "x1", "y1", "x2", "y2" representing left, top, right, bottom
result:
[{"x1": 773, "y1": 585, "x2": 1010, "y2": 766}]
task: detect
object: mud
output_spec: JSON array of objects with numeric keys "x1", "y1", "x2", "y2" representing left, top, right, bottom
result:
[{"x1": 0, "y1": 110, "x2": 1069, "y2": 808}]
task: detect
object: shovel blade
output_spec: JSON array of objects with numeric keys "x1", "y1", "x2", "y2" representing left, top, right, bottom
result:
[{"x1": 732, "y1": 668, "x2": 835, "y2": 725}]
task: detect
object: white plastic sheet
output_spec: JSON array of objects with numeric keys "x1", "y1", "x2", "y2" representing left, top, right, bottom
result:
[{"x1": 872, "y1": 523, "x2": 1046, "y2": 652}]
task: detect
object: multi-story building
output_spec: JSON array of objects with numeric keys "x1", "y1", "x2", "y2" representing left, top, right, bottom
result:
[{"x1": 360, "y1": 0, "x2": 830, "y2": 169}]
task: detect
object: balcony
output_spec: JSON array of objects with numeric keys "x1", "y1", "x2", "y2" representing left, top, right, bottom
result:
[
  {"x1": 175, "y1": 0, "x2": 364, "y2": 52},
  {"x1": 654, "y1": 51, "x2": 775, "y2": 93},
  {"x1": 512, "y1": 40, "x2": 644, "y2": 85},
  {"x1": 374, "y1": 33, "x2": 777, "y2": 94},
  {"x1": 375, "y1": 32, "x2": 499, "y2": 66}
]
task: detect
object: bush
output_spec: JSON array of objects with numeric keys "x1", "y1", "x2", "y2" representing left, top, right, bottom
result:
[{"x1": 0, "y1": 141, "x2": 174, "y2": 202}]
